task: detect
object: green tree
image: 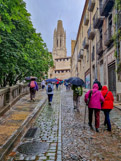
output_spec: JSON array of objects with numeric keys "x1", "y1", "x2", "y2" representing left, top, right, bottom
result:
[
  {"x1": 114, "y1": 0, "x2": 121, "y2": 75},
  {"x1": 0, "y1": 0, "x2": 53, "y2": 87}
]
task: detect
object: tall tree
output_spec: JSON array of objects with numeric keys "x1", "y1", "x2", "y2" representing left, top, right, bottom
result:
[{"x1": 0, "y1": 0, "x2": 53, "y2": 87}]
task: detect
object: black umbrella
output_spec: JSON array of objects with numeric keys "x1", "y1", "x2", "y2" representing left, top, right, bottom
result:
[
  {"x1": 66, "y1": 77, "x2": 74, "y2": 83},
  {"x1": 67, "y1": 77, "x2": 85, "y2": 86}
]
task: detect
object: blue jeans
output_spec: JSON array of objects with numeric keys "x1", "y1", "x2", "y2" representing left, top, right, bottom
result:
[
  {"x1": 103, "y1": 109, "x2": 111, "y2": 130},
  {"x1": 48, "y1": 94, "x2": 53, "y2": 103}
]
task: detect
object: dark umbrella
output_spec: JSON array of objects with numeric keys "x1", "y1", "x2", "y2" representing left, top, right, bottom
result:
[
  {"x1": 67, "y1": 77, "x2": 85, "y2": 86},
  {"x1": 25, "y1": 76, "x2": 37, "y2": 80},
  {"x1": 66, "y1": 77, "x2": 74, "y2": 83},
  {"x1": 45, "y1": 78, "x2": 58, "y2": 83}
]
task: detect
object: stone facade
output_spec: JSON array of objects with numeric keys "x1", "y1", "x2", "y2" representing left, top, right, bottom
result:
[
  {"x1": 71, "y1": 0, "x2": 121, "y2": 100},
  {"x1": 48, "y1": 20, "x2": 71, "y2": 80}
]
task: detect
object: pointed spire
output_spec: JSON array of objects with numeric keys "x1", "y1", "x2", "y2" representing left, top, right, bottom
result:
[{"x1": 57, "y1": 20, "x2": 64, "y2": 35}]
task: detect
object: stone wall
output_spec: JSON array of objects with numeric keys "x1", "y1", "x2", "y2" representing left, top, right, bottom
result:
[{"x1": 0, "y1": 84, "x2": 29, "y2": 116}]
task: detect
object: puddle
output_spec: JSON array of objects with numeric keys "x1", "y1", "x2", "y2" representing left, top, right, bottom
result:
[{"x1": 17, "y1": 141, "x2": 49, "y2": 155}]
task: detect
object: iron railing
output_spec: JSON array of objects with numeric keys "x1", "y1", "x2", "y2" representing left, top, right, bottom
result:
[
  {"x1": 88, "y1": 0, "x2": 95, "y2": 12},
  {"x1": 93, "y1": 8, "x2": 103, "y2": 29},
  {"x1": 96, "y1": 39, "x2": 103, "y2": 55},
  {"x1": 87, "y1": 25, "x2": 95, "y2": 40},
  {"x1": 104, "y1": 26, "x2": 113, "y2": 46}
]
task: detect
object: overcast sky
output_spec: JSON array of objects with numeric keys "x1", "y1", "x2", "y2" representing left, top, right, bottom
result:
[{"x1": 24, "y1": 0, "x2": 86, "y2": 56}]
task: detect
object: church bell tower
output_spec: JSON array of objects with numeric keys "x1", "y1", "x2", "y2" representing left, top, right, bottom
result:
[{"x1": 53, "y1": 20, "x2": 67, "y2": 59}]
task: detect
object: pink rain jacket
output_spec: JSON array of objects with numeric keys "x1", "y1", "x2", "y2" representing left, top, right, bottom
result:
[{"x1": 85, "y1": 84, "x2": 104, "y2": 109}]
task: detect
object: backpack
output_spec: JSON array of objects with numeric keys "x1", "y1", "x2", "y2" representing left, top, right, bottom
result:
[
  {"x1": 48, "y1": 85, "x2": 52, "y2": 92},
  {"x1": 86, "y1": 90, "x2": 93, "y2": 105},
  {"x1": 30, "y1": 81, "x2": 35, "y2": 88}
]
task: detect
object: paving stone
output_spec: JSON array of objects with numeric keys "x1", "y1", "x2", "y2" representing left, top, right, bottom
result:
[
  {"x1": 47, "y1": 153, "x2": 56, "y2": 157},
  {"x1": 38, "y1": 156, "x2": 47, "y2": 160},
  {"x1": 61, "y1": 88, "x2": 121, "y2": 161}
]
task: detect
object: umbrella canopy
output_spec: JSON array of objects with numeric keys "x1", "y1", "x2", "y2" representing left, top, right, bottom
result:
[
  {"x1": 67, "y1": 77, "x2": 85, "y2": 86},
  {"x1": 45, "y1": 78, "x2": 58, "y2": 83},
  {"x1": 25, "y1": 76, "x2": 37, "y2": 80}
]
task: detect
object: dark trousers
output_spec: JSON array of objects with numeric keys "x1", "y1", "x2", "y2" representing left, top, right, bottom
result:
[
  {"x1": 48, "y1": 94, "x2": 53, "y2": 103},
  {"x1": 30, "y1": 88, "x2": 36, "y2": 100},
  {"x1": 56, "y1": 84, "x2": 59, "y2": 90},
  {"x1": 88, "y1": 108, "x2": 100, "y2": 128},
  {"x1": 103, "y1": 109, "x2": 111, "y2": 130},
  {"x1": 42, "y1": 85, "x2": 45, "y2": 89}
]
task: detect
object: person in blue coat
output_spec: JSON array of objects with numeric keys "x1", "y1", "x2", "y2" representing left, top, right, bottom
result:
[{"x1": 46, "y1": 82, "x2": 54, "y2": 105}]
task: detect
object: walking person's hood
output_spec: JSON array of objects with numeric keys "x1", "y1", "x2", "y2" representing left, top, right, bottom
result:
[
  {"x1": 101, "y1": 85, "x2": 108, "y2": 91},
  {"x1": 93, "y1": 84, "x2": 99, "y2": 90},
  {"x1": 85, "y1": 83, "x2": 104, "y2": 109},
  {"x1": 101, "y1": 85, "x2": 114, "y2": 109}
]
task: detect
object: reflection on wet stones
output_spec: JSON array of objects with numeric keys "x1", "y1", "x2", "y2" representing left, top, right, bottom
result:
[{"x1": 17, "y1": 142, "x2": 49, "y2": 155}]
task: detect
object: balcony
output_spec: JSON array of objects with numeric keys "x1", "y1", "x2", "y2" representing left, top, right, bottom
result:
[
  {"x1": 96, "y1": 39, "x2": 103, "y2": 55},
  {"x1": 87, "y1": 25, "x2": 95, "y2": 40},
  {"x1": 101, "y1": 0, "x2": 114, "y2": 17},
  {"x1": 83, "y1": 37, "x2": 89, "y2": 49},
  {"x1": 93, "y1": 8, "x2": 104, "y2": 29},
  {"x1": 88, "y1": 0, "x2": 95, "y2": 12},
  {"x1": 92, "y1": 51, "x2": 95, "y2": 61},
  {"x1": 77, "y1": 49, "x2": 84, "y2": 62},
  {"x1": 104, "y1": 26, "x2": 113, "y2": 46},
  {"x1": 84, "y1": 12, "x2": 89, "y2": 26}
]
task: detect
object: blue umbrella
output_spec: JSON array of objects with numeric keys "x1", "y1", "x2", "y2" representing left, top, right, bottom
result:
[{"x1": 45, "y1": 78, "x2": 58, "y2": 83}]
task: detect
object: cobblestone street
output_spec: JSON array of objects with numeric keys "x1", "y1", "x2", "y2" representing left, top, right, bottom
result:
[
  {"x1": 6, "y1": 90, "x2": 61, "y2": 161},
  {"x1": 5, "y1": 87, "x2": 121, "y2": 161},
  {"x1": 61, "y1": 88, "x2": 121, "y2": 161}
]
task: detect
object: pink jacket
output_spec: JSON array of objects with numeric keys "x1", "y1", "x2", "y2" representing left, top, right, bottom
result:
[{"x1": 85, "y1": 84, "x2": 104, "y2": 109}]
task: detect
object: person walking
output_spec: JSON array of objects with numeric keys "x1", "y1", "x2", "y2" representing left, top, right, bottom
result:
[
  {"x1": 28, "y1": 78, "x2": 38, "y2": 101},
  {"x1": 85, "y1": 84, "x2": 104, "y2": 132},
  {"x1": 101, "y1": 86, "x2": 114, "y2": 131},
  {"x1": 72, "y1": 85, "x2": 83, "y2": 110},
  {"x1": 56, "y1": 81, "x2": 59, "y2": 90},
  {"x1": 46, "y1": 82, "x2": 54, "y2": 105},
  {"x1": 41, "y1": 80, "x2": 45, "y2": 90}
]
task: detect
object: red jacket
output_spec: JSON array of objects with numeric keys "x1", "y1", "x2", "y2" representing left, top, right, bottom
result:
[{"x1": 101, "y1": 86, "x2": 114, "y2": 109}]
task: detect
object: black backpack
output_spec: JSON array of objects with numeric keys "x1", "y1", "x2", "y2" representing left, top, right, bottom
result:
[{"x1": 48, "y1": 85, "x2": 52, "y2": 92}]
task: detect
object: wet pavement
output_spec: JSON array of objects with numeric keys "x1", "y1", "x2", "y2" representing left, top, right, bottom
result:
[
  {"x1": 61, "y1": 88, "x2": 121, "y2": 161},
  {"x1": 2, "y1": 87, "x2": 121, "y2": 161},
  {"x1": 6, "y1": 90, "x2": 61, "y2": 161},
  {"x1": 0, "y1": 90, "x2": 47, "y2": 160}
]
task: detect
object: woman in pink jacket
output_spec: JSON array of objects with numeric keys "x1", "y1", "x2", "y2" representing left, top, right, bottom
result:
[{"x1": 85, "y1": 84, "x2": 104, "y2": 132}]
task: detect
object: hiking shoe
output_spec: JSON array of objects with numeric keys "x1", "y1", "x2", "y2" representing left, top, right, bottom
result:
[
  {"x1": 90, "y1": 125, "x2": 94, "y2": 130},
  {"x1": 74, "y1": 106, "x2": 77, "y2": 109},
  {"x1": 32, "y1": 98, "x2": 35, "y2": 102},
  {"x1": 104, "y1": 121, "x2": 107, "y2": 126},
  {"x1": 88, "y1": 122, "x2": 92, "y2": 127},
  {"x1": 96, "y1": 128, "x2": 99, "y2": 132},
  {"x1": 107, "y1": 129, "x2": 111, "y2": 132}
]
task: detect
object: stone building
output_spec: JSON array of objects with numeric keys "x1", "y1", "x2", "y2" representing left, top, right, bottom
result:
[
  {"x1": 48, "y1": 20, "x2": 71, "y2": 80},
  {"x1": 71, "y1": 0, "x2": 121, "y2": 100}
]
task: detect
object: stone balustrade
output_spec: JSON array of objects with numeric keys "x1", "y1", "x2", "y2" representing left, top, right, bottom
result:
[{"x1": 0, "y1": 84, "x2": 29, "y2": 116}]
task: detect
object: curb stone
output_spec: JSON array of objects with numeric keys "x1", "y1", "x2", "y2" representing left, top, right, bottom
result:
[{"x1": 0, "y1": 96, "x2": 47, "y2": 161}]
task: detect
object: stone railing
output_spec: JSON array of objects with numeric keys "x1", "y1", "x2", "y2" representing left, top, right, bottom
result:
[{"x1": 0, "y1": 84, "x2": 29, "y2": 116}]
